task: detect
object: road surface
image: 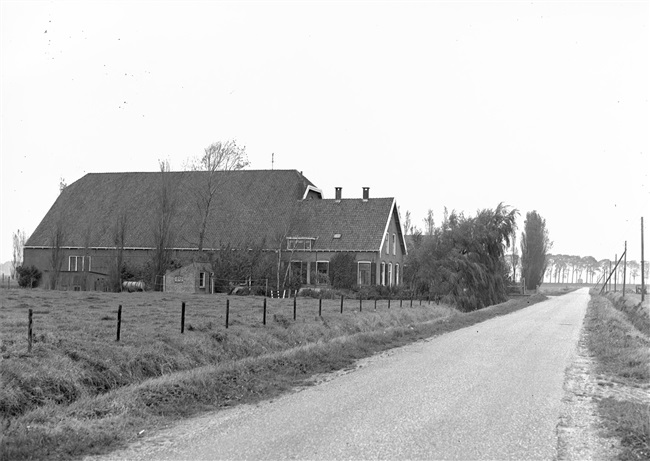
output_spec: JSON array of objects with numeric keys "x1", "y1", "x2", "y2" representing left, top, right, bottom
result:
[{"x1": 99, "y1": 288, "x2": 590, "y2": 460}]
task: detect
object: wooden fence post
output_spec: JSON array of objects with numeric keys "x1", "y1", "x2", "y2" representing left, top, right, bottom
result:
[
  {"x1": 293, "y1": 294, "x2": 297, "y2": 321},
  {"x1": 388, "y1": 297, "x2": 391, "y2": 309},
  {"x1": 181, "y1": 301, "x2": 186, "y2": 334},
  {"x1": 340, "y1": 295, "x2": 344, "y2": 314},
  {"x1": 319, "y1": 295, "x2": 322, "y2": 317},
  {"x1": 263, "y1": 298, "x2": 267, "y2": 325},
  {"x1": 28, "y1": 308, "x2": 33, "y2": 353},
  {"x1": 226, "y1": 299, "x2": 230, "y2": 329},
  {"x1": 116, "y1": 304, "x2": 122, "y2": 342},
  {"x1": 359, "y1": 295, "x2": 362, "y2": 312},
  {"x1": 374, "y1": 298, "x2": 377, "y2": 310}
]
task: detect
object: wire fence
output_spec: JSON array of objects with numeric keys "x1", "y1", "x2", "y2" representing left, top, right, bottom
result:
[{"x1": 20, "y1": 293, "x2": 438, "y2": 352}]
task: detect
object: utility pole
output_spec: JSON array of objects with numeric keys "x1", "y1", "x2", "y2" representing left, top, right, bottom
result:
[
  {"x1": 614, "y1": 254, "x2": 617, "y2": 292},
  {"x1": 623, "y1": 241, "x2": 627, "y2": 297}
]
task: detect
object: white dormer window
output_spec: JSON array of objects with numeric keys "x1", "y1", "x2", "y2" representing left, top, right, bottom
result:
[{"x1": 287, "y1": 237, "x2": 314, "y2": 250}]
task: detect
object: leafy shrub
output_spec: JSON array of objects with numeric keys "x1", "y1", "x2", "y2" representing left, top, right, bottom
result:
[
  {"x1": 329, "y1": 253, "x2": 356, "y2": 289},
  {"x1": 299, "y1": 287, "x2": 339, "y2": 299},
  {"x1": 16, "y1": 265, "x2": 42, "y2": 288}
]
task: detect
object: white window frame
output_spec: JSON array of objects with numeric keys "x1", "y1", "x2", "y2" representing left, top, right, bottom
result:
[
  {"x1": 395, "y1": 264, "x2": 400, "y2": 286},
  {"x1": 287, "y1": 238, "x2": 313, "y2": 250},
  {"x1": 358, "y1": 261, "x2": 372, "y2": 286},
  {"x1": 385, "y1": 235, "x2": 389, "y2": 254},
  {"x1": 199, "y1": 272, "x2": 206, "y2": 288},
  {"x1": 392, "y1": 233, "x2": 396, "y2": 255},
  {"x1": 388, "y1": 263, "x2": 393, "y2": 287},
  {"x1": 69, "y1": 256, "x2": 83, "y2": 271},
  {"x1": 380, "y1": 262, "x2": 386, "y2": 286}
]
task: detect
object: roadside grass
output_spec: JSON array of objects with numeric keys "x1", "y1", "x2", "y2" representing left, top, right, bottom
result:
[
  {"x1": 585, "y1": 290, "x2": 650, "y2": 460},
  {"x1": 1, "y1": 289, "x2": 546, "y2": 460}
]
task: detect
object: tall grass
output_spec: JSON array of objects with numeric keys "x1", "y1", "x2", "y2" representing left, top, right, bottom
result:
[
  {"x1": 1, "y1": 289, "x2": 547, "y2": 460},
  {"x1": 585, "y1": 291, "x2": 650, "y2": 460}
]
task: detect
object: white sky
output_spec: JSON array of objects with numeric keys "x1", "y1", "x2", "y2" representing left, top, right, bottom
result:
[{"x1": 1, "y1": 1, "x2": 648, "y2": 263}]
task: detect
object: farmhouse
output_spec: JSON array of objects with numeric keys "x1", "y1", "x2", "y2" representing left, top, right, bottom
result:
[{"x1": 23, "y1": 170, "x2": 406, "y2": 292}]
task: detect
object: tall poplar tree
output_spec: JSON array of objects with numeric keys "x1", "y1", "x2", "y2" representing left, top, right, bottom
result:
[{"x1": 520, "y1": 211, "x2": 551, "y2": 290}]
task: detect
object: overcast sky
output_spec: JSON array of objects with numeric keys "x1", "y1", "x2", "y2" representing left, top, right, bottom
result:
[{"x1": 1, "y1": 1, "x2": 648, "y2": 264}]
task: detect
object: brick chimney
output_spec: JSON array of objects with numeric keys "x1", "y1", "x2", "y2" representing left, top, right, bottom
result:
[
  {"x1": 335, "y1": 187, "x2": 342, "y2": 201},
  {"x1": 362, "y1": 187, "x2": 369, "y2": 201}
]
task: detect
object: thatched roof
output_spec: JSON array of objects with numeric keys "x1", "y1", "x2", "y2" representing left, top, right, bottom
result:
[{"x1": 25, "y1": 169, "x2": 404, "y2": 253}]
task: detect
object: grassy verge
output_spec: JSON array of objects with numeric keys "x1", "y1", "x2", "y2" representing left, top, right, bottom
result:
[
  {"x1": 1, "y1": 290, "x2": 547, "y2": 460},
  {"x1": 585, "y1": 290, "x2": 650, "y2": 460}
]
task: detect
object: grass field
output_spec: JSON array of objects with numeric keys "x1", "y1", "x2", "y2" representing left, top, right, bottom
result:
[
  {"x1": 1, "y1": 287, "x2": 548, "y2": 460},
  {"x1": 585, "y1": 290, "x2": 650, "y2": 460}
]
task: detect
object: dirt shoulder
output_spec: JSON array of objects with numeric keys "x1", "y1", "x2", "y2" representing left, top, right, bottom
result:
[{"x1": 557, "y1": 291, "x2": 650, "y2": 460}]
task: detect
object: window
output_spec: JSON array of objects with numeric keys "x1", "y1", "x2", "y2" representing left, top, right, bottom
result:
[
  {"x1": 380, "y1": 262, "x2": 386, "y2": 286},
  {"x1": 395, "y1": 264, "x2": 400, "y2": 286},
  {"x1": 358, "y1": 262, "x2": 371, "y2": 286},
  {"x1": 199, "y1": 272, "x2": 206, "y2": 288},
  {"x1": 69, "y1": 256, "x2": 83, "y2": 271},
  {"x1": 388, "y1": 263, "x2": 393, "y2": 287},
  {"x1": 316, "y1": 261, "x2": 329, "y2": 285},
  {"x1": 392, "y1": 234, "x2": 396, "y2": 255},
  {"x1": 290, "y1": 261, "x2": 307, "y2": 284},
  {"x1": 385, "y1": 235, "x2": 389, "y2": 254},
  {"x1": 287, "y1": 238, "x2": 314, "y2": 250}
]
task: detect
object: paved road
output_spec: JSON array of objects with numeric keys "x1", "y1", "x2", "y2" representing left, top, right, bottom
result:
[{"x1": 101, "y1": 288, "x2": 590, "y2": 460}]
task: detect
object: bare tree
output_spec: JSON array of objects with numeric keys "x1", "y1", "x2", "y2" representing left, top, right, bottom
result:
[
  {"x1": 151, "y1": 160, "x2": 180, "y2": 290},
  {"x1": 11, "y1": 229, "x2": 26, "y2": 279},
  {"x1": 111, "y1": 211, "x2": 128, "y2": 291},
  {"x1": 403, "y1": 210, "x2": 412, "y2": 236},
  {"x1": 185, "y1": 140, "x2": 250, "y2": 252},
  {"x1": 49, "y1": 218, "x2": 66, "y2": 289},
  {"x1": 423, "y1": 209, "x2": 435, "y2": 236}
]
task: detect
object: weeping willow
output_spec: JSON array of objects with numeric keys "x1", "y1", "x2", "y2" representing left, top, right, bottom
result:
[{"x1": 407, "y1": 203, "x2": 518, "y2": 311}]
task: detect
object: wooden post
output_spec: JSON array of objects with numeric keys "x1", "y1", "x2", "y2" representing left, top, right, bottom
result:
[
  {"x1": 28, "y1": 308, "x2": 33, "y2": 353},
  {"x1": 181, "y1": 301, "x2": 186, "y2": 334},
  {"x1": 374, "y1": 298, "x2": 377, "y2": 310},
  {"x1": 400, "y1": 298, "x2": 403, "y2": 307},
  {"x1": 359, "y1": 295, "x2": 362, "y2": 312},
  {"x1": 225, "y1": 299, "x2": 230, "y2": 329},
  {"x1": 340, "y1": 295, "x2": 344, "y2": 314},
  {"x1": 410, "y1": 295, "x2": 413, "y2": 307},
  {"x1": 388, "y1": 297, "x2": 391, "y2": 309},
  {"x1": 614, "y1": 254, "x2": 617, "y2": 292},
  {"x1": 116, "y1": 305, "x2": 122, "y2": 342},
  {"x1": 293, "y1": 294, "x2": 297, "y2": 321},
  {"x1": 263, "y1": 298, "x2": 267, "y2": 325},
  {"x1": 319, "y1": 294, "x2": 322, "y2": 317}
]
